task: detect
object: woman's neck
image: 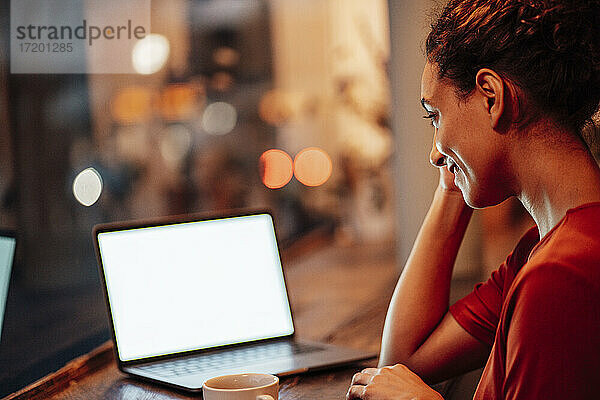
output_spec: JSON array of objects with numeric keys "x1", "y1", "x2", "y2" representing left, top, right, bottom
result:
[{"x1": 513, "y1": 127, "x2": 600, "y2": 238}]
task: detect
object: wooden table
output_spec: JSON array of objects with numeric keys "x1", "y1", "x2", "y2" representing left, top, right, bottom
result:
[{"x1": 5, "y1": 239, "x2": 458, "y2": 399}]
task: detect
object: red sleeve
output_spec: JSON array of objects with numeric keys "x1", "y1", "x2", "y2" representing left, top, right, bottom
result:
[
  {"x1": 502, "y1": 264, "x2": 600, "y2": 399},
  {"x1": 449, "y1": 263, "x2": 507, "y2": 347},
  {"x1": 449, "y1": 227, "x2": 538, "y2": 347}
]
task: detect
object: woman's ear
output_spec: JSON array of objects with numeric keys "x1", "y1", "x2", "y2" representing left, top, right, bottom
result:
[{"x1": 475, "y1": 68, "x2": 506, "y2": 130}]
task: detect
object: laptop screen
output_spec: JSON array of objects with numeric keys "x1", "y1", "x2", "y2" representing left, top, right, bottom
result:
[
  {"x1": 0, "y1": 232, "x2": 16, "y2": 340},
  {"x1": 97, "y1": 213, "x2": 295, "y2": 362}
]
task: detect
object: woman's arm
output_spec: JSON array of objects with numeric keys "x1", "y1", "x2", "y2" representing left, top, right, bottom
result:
[
  {"x1": 379, "y1": 169, "x2": 472, "y2": 365},
  {"x1": 347, "y1": 169, "x2": 491, "y2": 399}
]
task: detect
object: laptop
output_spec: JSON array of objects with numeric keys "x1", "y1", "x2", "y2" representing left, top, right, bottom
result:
[
  {"x1": 0, "y1": 230, "x2": 16, "y2": 341},
  {"x1": 93, "y1": 211, "x2": 375, "y2": 392}
]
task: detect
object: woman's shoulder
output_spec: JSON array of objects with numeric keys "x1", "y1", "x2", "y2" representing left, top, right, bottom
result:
[
  {"x1": 535, "y1": 202, "x2": 600, "y2": 263},
  {"x1": 500, "y1": 226, "x2": 539, "y2": 276},
  {"x1": 565, "y1": 201, "x2": 600, "y2": 218},
  {"x1": 517, "y1": 203, "x2": 600, "y2": 290}
]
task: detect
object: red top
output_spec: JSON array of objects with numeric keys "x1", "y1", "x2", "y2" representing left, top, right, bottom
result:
[{"x1": 449, "y1": 202, "x2": 600, "y2": 399}]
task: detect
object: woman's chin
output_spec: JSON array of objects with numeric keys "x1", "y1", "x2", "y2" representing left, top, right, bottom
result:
[{"x1": 462, "y1": 187, "x2": 509, "y2": 209}]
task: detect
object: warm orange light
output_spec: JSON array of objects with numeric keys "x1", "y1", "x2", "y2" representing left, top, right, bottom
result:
[
  {"x1": 110, "y1": 86, "x2": 153, "y2": 124},
  {"x1": 258, "y1": 90, "x2": 292, "y2": 126},
  {"x1": 213, "y1": 47, "x2": 240, "y2": 68},
  {"x1": 259, "y1": 149, "x2": 294, "y2": 189},
  {"x1": 293, "y1": 147, "x2": 333, "y2": 187},
  {"x1": 159, "y1": 84, "x2": 200, "y2": 121}
]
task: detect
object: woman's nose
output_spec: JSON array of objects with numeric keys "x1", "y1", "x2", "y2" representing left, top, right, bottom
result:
[{"x1": 429, "y1": 139, "x2": 446, "y2": 167}]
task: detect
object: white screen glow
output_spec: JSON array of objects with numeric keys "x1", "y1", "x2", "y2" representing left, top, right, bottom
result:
[{"x1": 97, "y1": 214, "x2": 295, "y2": 361}]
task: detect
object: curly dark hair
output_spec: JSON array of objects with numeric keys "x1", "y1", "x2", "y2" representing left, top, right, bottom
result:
[{"x1": 425, "y1": 0, "x2": 600, "y2": 135}]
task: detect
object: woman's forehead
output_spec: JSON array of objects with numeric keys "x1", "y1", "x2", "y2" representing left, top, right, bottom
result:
[{"x1": 421, "y1": 62, "x2": 442, "y2": 108}]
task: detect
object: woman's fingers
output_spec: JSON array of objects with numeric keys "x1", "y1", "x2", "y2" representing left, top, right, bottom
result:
[
  {"x1": 347, "y1": 364, "x2": 444, "y2": 400},
  {"x1": 361, "y1": 368, "x2": 380, "y2": 375},
  {"x1": 438, "y1": 165, "x2": 460, "y2": 193},
  {"x1": 346, "y1": 384, "x2": 366, "y2": 399},
  {"x1": 351, "y1": 372, "x2": 373, "y2": 386}
]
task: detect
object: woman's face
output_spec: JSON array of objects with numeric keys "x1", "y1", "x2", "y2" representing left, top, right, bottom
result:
[{"x1": 420, "y1": 62, "x2": 513, "y2": 208}]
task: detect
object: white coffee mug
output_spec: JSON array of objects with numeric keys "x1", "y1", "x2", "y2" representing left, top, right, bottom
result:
[{"x1": 202, "y1": 373, "x2": 279, "y2": 400}]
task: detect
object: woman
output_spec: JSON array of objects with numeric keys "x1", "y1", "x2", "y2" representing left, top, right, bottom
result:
[{"x1": 347, "y1": 0, "x2": 600, "y2": 399}]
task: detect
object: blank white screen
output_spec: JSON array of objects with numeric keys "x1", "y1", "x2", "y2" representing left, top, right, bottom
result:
[{"x1": 98, "y1": 214, "x2": 295, "y2": 361}]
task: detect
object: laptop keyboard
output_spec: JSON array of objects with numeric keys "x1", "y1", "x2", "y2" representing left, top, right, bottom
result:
[{"x1": 137, "y1": 341, "x2": 323, "y2": 377}]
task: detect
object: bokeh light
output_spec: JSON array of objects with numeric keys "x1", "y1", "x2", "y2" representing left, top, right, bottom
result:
[
  {"x1": 73, "y1": 168, "x2": 103, "y2": 206},
  {"x1": 159, "y1": 84, "x2": 199, "y2": 121},
  {"x1": 258, "y1": 90, "x2": 292, "y2": 126},
  {"x1": 293, "y1": 147, "x2": 333, "y2": 187},
  {"x1": 213, "y1": 46, "x2": 240, "y2": 68},
  {"x1": 201, "y1": 102, "x2": 237, "y2": 135},
  {"x1": 132, "y1": 34, "x2": 170, "y2": 75},
  {"x1": 259, "y1": 149, "x2": 294, "y2": 189},
  {"x1": 110, "y1": 86, "x2": 153, "y2": 124}
]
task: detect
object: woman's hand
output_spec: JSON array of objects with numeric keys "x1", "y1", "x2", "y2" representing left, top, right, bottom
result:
[
  {"x1": 347, "y1": 364, "x2": 444, "y2": 400},
  {"x1": 437, "y1": 165, "x2": 461, "y2": 194}
]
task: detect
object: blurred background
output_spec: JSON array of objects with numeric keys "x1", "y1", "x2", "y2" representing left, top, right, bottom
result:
[
  {"x1": 2, "y1": 0, "x2": 598, "y2": 396},
  {"x1": 0, "y1": 0, "x2": 397, "y2": 394}
]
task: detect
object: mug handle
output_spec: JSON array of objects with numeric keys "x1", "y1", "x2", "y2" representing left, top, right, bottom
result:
[{"x1": 256, "y1": 396, "x2": 274, "y2": 400}]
